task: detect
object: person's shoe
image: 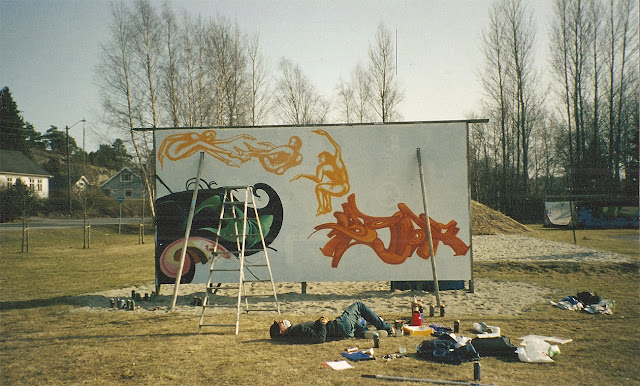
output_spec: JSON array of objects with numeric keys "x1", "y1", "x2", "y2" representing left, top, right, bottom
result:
[{"x1": 364, "y1": 330, "x2": 388, "y2": 339}]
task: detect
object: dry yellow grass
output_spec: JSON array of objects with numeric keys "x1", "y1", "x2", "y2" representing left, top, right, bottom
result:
[{"x1": 1, "y1": 225, "x2": 638, "y2": 385}]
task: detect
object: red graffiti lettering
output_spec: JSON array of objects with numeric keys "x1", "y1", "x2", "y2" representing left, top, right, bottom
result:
[{"x1": 314, "y1": 194, "x2": 470, "y2": 267}]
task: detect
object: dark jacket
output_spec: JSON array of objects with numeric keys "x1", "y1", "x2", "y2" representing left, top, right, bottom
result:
[{"x1": 277, "y1": 318, "x2": 347, "y2": 344}]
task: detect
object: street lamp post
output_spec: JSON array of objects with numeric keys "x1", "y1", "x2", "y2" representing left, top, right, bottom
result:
[
  {"x1": 82, "y1": 119, "x2": 88, "y2": 248},
  {"x1": 66, "y1": 119, "x2": 86, "y2": 216}
]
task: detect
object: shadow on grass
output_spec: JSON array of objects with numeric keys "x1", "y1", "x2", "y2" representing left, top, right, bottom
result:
[
  {"x1": 4, "y1": 331, "x2": 198, "y2": 344},
  {"x1": 0, "y1": 293, "x2": 201, "y2": 311},
  {"x1": 0, "y1": 288, "x2": 403, "y2": 312},
  {"x1": 476, "y1": 261, "x2": 639, "y2": 274},
  {"x1": 0, "y1": 296, "x2": 91, "y2": 310}
]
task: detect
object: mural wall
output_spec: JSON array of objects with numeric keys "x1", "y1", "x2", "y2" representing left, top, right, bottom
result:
[{"x1": 154, "y1": 122, "x2": 471, "y2": 284}]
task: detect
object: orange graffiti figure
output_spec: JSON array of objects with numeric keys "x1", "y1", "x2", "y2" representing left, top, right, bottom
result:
[
  {"x1": 235, "y1": 136, "x2": 303, "y2": 175},
  {"x1": 314, "y1": 194, "x2": 470, "y2": 267},
  {"x1": 290, "y1": 129, "x2": 350, "y2": 216},
  {"x1": 157, "y1": 130, "x2": 256, "y2": 169}
]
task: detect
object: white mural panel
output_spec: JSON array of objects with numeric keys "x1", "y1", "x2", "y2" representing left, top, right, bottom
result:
[{"x1": 154, "y1": 122, "x2": 471, "y2": 284}]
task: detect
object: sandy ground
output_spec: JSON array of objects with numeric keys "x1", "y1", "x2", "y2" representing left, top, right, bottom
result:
[{"x1": 76, "y1": 234, "x2": 632, "y2": 319}]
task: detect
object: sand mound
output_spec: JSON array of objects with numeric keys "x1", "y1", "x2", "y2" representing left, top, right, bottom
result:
[{"x1": 471, "y1": 200, "x2": 531, "y2": 235}]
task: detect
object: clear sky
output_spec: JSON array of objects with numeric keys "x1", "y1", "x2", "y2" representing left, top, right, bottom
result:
[{"x1": 1, "y1": 0, "x2": 553, "y2": 151}]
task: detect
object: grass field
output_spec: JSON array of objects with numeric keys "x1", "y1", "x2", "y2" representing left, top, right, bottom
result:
[{"x1": 1, "y1": 224, "x2": 638, "y2": 385}]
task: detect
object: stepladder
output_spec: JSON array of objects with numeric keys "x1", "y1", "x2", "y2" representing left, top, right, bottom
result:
[{"x1": 198, "y1": 185, "x2": 281, "y2": 334}]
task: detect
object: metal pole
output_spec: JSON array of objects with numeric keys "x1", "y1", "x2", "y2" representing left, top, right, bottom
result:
[
  {"x1": 65, "y1": 119, "x2": 85, "y2": 217},
  {"x1": 66, "y1": 125, "x2": 71, "y2": 215},
  {"x1": 417, "y1": 148, "x2": 441, "y2": 309},
  {"x1": 83, "y1": 119, "x2": 87, "y2": 248},
  {"x1": 362, "y1": 374, "x2": 496, "y2": 386},
  {"x1": 170, "y1": 152, "x2": 205, "y2": 310},
  {"x1": 21, "y1": 218, "x2": 25, "y2": 253},
  {"x1": 466, "y1": 123, "x2": 474, "y2": 293},
  {"x1": 118, "y1": 202, "x2": 122, "y2": 234},
  {"x1": 569, "y1": 201, "x2": 577, "y2": 244},
  {"x1": 141, "y1": 193, "x2": 145, "y2": 244}
]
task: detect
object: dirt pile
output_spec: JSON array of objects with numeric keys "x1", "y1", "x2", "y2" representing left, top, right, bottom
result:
[{"x1": 471, "y1": 200, "x2": 531, "y2": 235}]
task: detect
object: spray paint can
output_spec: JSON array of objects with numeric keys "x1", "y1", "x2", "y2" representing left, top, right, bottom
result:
[
  {"x1": 454, "y1": 320, "x2": 460, "y2": 333},
  {"x1": 373, "y1": 332, "x2": 380, "y2": 348},
  {"x1": 429, "y1": 303, "x2": 435, "y2": 317},
  {"x1": 439, "y1": 304, "x2": 446, "y2": 317},
  {"x1": 474, "y1": 362, "x2": 481, "y2": 381},
  {"x1": 110, "y1": 298, "x2": 115, "y2": 308}
]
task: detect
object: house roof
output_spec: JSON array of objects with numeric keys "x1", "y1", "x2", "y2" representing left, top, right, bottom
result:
[
  {"x1": 100, "y1": 166, "x2": 139, "y2": 187},
  {"x1": 0, "y1": 150, "x2": 52, "y2": 177}
]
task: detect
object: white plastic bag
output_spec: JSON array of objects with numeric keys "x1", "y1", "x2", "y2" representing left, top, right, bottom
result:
[{"x1": 516, "y1": 337, "x2": 560, "y2": 363}]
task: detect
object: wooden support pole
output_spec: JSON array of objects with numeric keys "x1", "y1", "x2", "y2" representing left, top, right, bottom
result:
[
  {"x1": 417, "y1": 148, "x2": 441, "y2": 310},
  {"x1": 170, "y1": 152, "x2": 205, "y2": 311}
]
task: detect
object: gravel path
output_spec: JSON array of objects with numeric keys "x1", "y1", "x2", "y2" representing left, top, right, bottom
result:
[
  {"x1": 80, "y1": 235, "x2": 634, "y2": 317},
  {"x1": 472, "y1": 234, "x2": 634, "y2": 263}
]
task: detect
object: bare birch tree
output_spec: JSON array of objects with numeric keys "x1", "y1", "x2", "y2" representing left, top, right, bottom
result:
[
  {"x1": 335, "y1": 63, "x2": 373, "y2": 124},
  {"x1": 352, "y1": 64, "x2": 374, "y2": 123},
  {"x1": 481, "y1": 1, "x2": 511, "y2": 210},
  {"x1": 275, "y1": 58, "x2": 329, "y2": 125},
  {"x1": 551, "y1": 0, "x2": 637, "y2": 193},
  {"x1": 503, "y1": 0, "x2": 538, "y2": 196},
  {"x1": 132, "y1": 0, "x2": 162, "y2": 128},
  {"x1": 336, "y1": 78, "x2": 355, "y2": 123},
  {"x1": 610, "y1": 0, "x2": 637, "y2": 186},
  {"x1": 96, "y1": 1, "x2": 156, "y2": 216},
  {"x1": 477, "y1": 0, "x2": 542, "y2": 210},
  {"x1": 367, "y1": 23, "x2": 403, "y2": 122},
  {"x1": 246, "y1": 33, "x2": 272, "y2": 126},
  {"x1": 161, "y1": 2, "x2": 181, "y2": 127}
]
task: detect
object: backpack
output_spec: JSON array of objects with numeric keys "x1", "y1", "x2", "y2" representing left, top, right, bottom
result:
[
  {"x1": 576, "y1": 292, "x2": 601, "y2": 305},
  {"x1": 417, "y1": 337, "x2": 480, "y2": 365},
  {"x1": 470, "y1": 336, "x2": 518, "y2": 360}
]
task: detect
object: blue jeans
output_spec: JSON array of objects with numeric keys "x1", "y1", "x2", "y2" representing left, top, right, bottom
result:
[{"x1": 335, "y1": 301, "x2": 392, "y2": 338}]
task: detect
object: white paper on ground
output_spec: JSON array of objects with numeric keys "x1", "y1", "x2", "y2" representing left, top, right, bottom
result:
[{"x1": 323, "y1": 360, "x2": 353, "y2": 370}]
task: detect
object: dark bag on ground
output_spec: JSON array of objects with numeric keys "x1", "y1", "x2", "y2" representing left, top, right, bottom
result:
[
  {"x1": 417, "y1": 338, "x2": 480, "y2": 365},
  {"x1": 470, "y1": 336, "x2": 518, "y2": 360},
  {"x1": 576, "y1": 291, "x2": 601, "y2": 305}
]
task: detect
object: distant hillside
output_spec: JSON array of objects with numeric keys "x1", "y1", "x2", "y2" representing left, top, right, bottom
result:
[{"x1": 28, "y1": 149, "x2": 117, "y2": 187}]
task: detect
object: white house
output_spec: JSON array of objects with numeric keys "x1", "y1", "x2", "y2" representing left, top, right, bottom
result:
[{"x1": 0, "y1": 150, "x2": 53, "y2": 199}]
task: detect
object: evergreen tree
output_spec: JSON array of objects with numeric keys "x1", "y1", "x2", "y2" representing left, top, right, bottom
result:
[
  {"x1": 43, "y1": 125, "x2": 78, "y2": 155},
  {"x1": 0, "y1": 86, "x2": 27, "y2": 151},
  {"x1": 0, "y1": 179, "x2": 38, "y2": 221},
  {"x1": 24, "y1": 123, "x2": 46, "y2": 150},
  {"x1": 0, "y1": 86, "x2": 45, "y2": 151},
  {"x1": 89, "y1": 138, "x2": 132, "y2": 170}
]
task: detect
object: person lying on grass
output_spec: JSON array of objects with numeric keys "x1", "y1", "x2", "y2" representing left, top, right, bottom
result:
[{"x1": 269, "y1": 301, "x2": 394, "y2": 344}]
